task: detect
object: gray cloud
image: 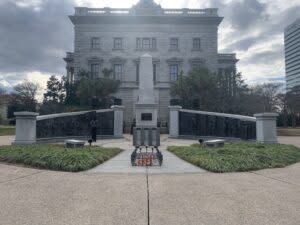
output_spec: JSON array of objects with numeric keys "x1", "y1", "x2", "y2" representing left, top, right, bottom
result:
[
  {"x1": 0, "y1": 0, "x2": 74, "y2": 75},
  {"x1": 207, "y1": 0, "x2": 300, "y2": 81},
  {"x1": 227, "y1": 0, "x2": 268, "y2": 30},
  {"x1": 223, "y1": 37, "x2": 259, "y2": 52},
  {"x1": 245, "y1": 44, "x2": 284, "y2": 65},
  {"x1": 0, "y1": 0, "x2": 300, "y2": 87}
]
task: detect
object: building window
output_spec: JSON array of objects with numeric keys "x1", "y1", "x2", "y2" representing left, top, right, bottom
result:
[
  {"x1": 193, "y1": 38, "x2": 201, "y2": 50},
  {"x1": 169, "y1": 64, "x2": 179, "y2": 81},
  {"x1": 90, "y1": 64, "x2": 100, "y2": 79},
  {"x1": 170, "y1": 38, "x2": 179, "y2": 50},
  {"x1": 142, "y1": 38, "x2": 151, "y2": 49},
  {"x1": 136, "y1": 38, "x2": 157, "y2": 50},
  {"x1": 113, "y1": 64, "x2": 123, "y2": 80},
  {"x1": 153, "y1": 64, "x2": 157, "y2": 82},
  {"x1": 91, "y1": 37, "x2": 100, "y2": 49},
  {"x1": 113, "y1": 38, "x2": 123, "y2": 50}
]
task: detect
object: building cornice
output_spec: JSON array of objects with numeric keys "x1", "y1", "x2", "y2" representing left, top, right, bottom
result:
[
  {"x1": 218, "y1": 54, "x2": 239, "y2": 64},
  {"x1": 69, "y1": 6, "x2": 223, "y2": 26},
  {"x1": 69, "y1": 15, "x2": 223, "y2": 26}
]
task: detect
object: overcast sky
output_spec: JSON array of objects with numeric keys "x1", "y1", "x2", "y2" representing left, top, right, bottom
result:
[{"x1": 0, "y1": 0, "x2": 299, "y2": 94}]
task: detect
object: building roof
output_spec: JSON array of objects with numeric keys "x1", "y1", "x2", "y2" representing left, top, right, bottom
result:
[
  {"x1": 69, "y1": 0, "x2": 223, "y2": 25},
  {"x1": 131, "y1": 0, "x2": 163, "y2": 15}
]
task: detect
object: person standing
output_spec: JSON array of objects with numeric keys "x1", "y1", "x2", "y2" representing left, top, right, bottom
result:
[{"x1": 90, "y1": 119, "x2": 97, "y2": 142}]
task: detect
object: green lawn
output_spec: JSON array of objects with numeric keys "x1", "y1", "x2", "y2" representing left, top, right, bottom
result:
[
  {"x1": 0, "y1": 144, "x2": 122, "y2": 172},
  {"x1": 168, "y1": 142, "x2": 300, "y2": 173},
  {"x1": 0, "y1": 125, "x2": 15, "y2": 136}
]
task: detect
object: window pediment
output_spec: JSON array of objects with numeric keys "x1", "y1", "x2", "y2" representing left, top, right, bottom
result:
[
  {"x1": 133, "y1": 58, "x2": 160, "y2": 64},
  {"x1": 167, "y1": 57, "x2": 183, "y2": 64},
  {"x1": 110, "y1": 57, "x2": 127, "y2": 64},
  {"x1": 87, "y1": 57, "x2": 103, "y2": 64},
  {"x1": 189, "y1": 57, "x2": 206, "y2": 65}
]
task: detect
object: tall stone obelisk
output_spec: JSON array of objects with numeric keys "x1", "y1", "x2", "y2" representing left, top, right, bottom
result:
[{"x1": 135, "y1": 53, "x2": 158, "y2": 127}]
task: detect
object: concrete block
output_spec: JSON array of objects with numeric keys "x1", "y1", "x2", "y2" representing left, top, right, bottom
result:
[
  {"x1": 254, "y1": 113, "x2": 278, "y2": 144},
  {"x1": 204, "y1": 139, "x2": 225, "y2": 148},
  {"x1": 65, "y1": 139, "x2": 85, "y2": 148},
  {"x1": 13, "y1": 112, "x2": 39, "y2": 145},
  {"x1": 168, "y1": 106, "x2": 182, "y2": 138},
  {"x1": 111, "y1": 105, "x2": 125, "y2": 138}
]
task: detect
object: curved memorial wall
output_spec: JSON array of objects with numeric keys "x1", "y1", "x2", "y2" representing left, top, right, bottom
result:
[
  {"x1": 178, "y1": 109, "x2": 257, "y2": 140},
  {"x1": 36, "y1": 109, "x2": 114, "y2": 142}
]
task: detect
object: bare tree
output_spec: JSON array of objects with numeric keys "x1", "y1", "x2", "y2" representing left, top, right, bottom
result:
[
  {"x1": 14, "y1": 80, "x2": 40, "y2": 101},
  {"x1": 0, "y1": 87, "x2": 7, "y2": 108},
  {"x1": 250, "y1": 82, "x2": 283, "y2": 112},
  {"x1": 7, "y1": 81, "x2": 40, "y2": 116}
]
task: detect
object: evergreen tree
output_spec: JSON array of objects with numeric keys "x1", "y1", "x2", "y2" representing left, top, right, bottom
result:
[{"x1": 43, "y1": 75, "x2": 65, "y2": 103}]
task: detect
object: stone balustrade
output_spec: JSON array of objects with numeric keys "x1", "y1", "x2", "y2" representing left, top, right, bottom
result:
[{"x1": 74, "y1": 7, "x2": 218, "y2": 17}]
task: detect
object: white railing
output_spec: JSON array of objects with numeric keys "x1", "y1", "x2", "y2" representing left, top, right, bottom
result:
[
  {"x1": 180, "y1": 109, "x2": 256, "y2": 122},
  {"x1": 37, "y1": 109, "x2": 113, "y2": 121},
  {"x1": 74, "y1": 7, "x2": 218, "y2": 17}
]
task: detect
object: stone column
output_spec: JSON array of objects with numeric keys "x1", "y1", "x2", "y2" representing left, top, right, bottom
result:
[
  {"x1": 13, "y1": 112, "x2": 39, "y2": 145},
  {"x1": 111, "y1": 105, "x2": 125, "y2": 138},
  {"x1": 254, "y1": 113, "x2": 278, "y2": 144},
  {"x1": 169, "y1": 106, "x2": 182, "y2": 138}
]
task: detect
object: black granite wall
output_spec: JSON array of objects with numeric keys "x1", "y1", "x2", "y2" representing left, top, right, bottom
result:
[
  {"x1": 179, "y1": 112, "x2": 256, "y2": 140},
  {"x1": 36, "y1": 111, "x2": 114, "y2": 139}
]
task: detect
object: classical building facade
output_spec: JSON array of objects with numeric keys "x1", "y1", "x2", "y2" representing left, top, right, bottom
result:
[
  {"x1": 285, "y1": 18, "x2": 300, "y2": 92},
  {"x1": 64, "y1": 0, "x2": 238, "y2": 125}
]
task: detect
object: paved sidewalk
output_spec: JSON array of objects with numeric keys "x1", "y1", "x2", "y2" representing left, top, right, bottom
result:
[
  {"x1": 278, "y1": 136, "x2": 300, "y2": 147},
  {"x1": 0, "y1": 135, "x2": 15, "y2": 146},
  {"x1": 0, "y1": 163, "x2": 300, "y2": 225},
  {"x1": 0, "y1": 164, "x2": 147, "y2": 225},
  {"x1": 1, "y1": 135, "x2": 300, "y2": 224},
  {"x1": 88, "y1": 135, "x2": 205, "y2": 174}
]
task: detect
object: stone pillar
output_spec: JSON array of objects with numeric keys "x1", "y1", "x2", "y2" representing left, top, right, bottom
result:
[
  {"x1": 254, "y1": 113, "x2": 278, "y2": 144},
  {"x1": 169, "y1": 106, "x2": 182, "y2": 138},
  {"x1": 111, "y1": 106, "x2": 125, "y2": 138},
  {"x1": 13, "y1": 112, "x2": 39, "y2": 145}
]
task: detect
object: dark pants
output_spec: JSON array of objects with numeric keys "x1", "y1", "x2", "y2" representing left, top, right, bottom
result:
[{"x1": 91, "y1": 127, "x2": 97, "y2": 142}]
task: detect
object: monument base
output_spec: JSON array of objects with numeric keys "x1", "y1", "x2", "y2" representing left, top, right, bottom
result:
[{"x1": 135, "y1": 103, "x2": 158, "y2": 128}]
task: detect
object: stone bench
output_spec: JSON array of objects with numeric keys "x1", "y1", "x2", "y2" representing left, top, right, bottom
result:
[
  {"x1": 204, "y1": 139, "x2": 225, "y2": 148},
  {"x1": 65, "y1": 140, "x2": 85, "y2": 148}
]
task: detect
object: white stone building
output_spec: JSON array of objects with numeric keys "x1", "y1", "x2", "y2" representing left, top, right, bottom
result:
[
  {"x1": 64, "y1": 0, "x2": 238, "y2": 125},
  {"x1": 284, "y1": 18, "x2": 300, "y2": 92}
]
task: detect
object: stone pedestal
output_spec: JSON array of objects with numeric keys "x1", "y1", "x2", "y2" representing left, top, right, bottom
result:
[
  {"x1": 135, "y1": 103, "x2": 158, "y2": 128},
  {"x1": 111, "y1": 105, "x2": 124, "y2": 138},
  {"x1": 169, "y1": 106, "x2": 182, "y2": 138},
  {"x1": 13, "y1": 112, "x2": 39, "y2": 145},
  {"x1": 254, "y1": 113, "x2": 278, "y2": 144}
]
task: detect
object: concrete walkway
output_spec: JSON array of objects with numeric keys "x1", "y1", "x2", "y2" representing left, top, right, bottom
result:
[
  {"x1": 88, "y1": 135, "x2": 205, "y2": 174},
  {"x1": 0, "y1": 162, "x2": 300, "y2": 225},
  {"x1": 1, "y1": 136, "x2": 300, "y2": 224},
  {"x1": 0, "y1": 135, "x2": 15, "y2": 146}
]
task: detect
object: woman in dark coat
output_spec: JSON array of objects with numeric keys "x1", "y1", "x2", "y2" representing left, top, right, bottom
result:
[{"x1": 90, "y1": 119, "x2": 97, "y2": 142}]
